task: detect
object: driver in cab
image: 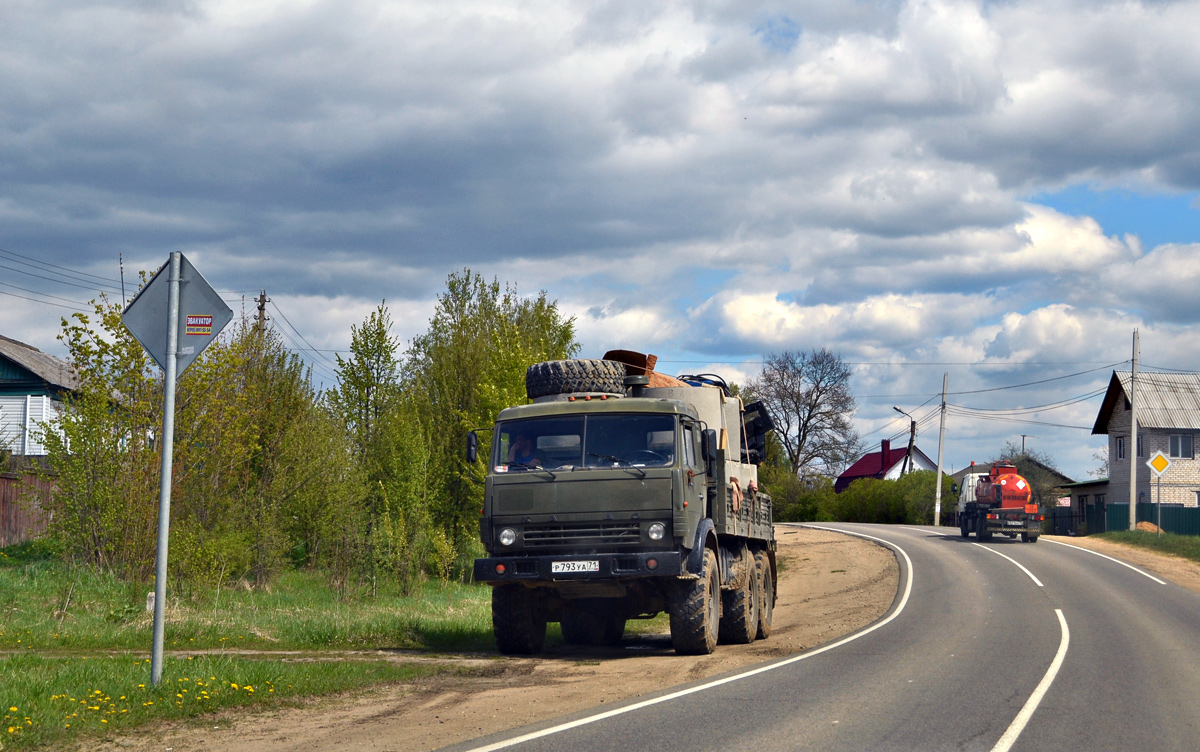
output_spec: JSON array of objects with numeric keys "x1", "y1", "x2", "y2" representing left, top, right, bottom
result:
[{"x1": 506, "y1": 432, "x2": 546, "y2": 468}]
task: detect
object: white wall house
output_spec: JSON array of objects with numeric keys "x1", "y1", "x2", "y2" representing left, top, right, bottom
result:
[{"x1": 0, "y1": 335, "x2": 76, "y2": 457}]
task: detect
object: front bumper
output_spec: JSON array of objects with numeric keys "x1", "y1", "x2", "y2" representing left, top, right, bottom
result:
[{"x1": 474, "y1": 551, "x2": 683, "y2": 583}]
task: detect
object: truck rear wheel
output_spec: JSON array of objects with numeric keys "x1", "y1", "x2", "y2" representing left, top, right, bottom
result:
[
  {"x1": 492, "y1": 585, "x2": 546, "y2": 655},
  {"x1": 525, "y1": 359, "x2": 626, "y2": 399},
  {"x1": 755, "y1": 550, "x2": 774, "y2": 640},
  {"x1": 719, "y1": 556, "x2": 760, "y2": 644},
  {"x1": 669, "y1": 547, "x2": 719, "y2": 655},
  {"x1": 1022, "y1": 533, "x2": 1039, "y2": 543}
]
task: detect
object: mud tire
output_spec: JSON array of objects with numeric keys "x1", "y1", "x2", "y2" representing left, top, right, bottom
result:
[
  {"x1": 960, "y1": 519, "x2": 970, "y2": 538},
  {"x1": 1023, "y1": 533, "x2": 1039, "y2": 543},
  {"x1": 668, "y1": 548, "x2": 720, "y2": 655},
  {"x1": 755, "y1": 549, "x2": 774, "y2": 640},
  {"x1": 526, "y1": 359, "x2": 627, "y2": 399},
  {"x1": 719, "y1": 556, "x2": 760, "y2": 645},
  {"x1": 492, "y1": 585, "x2": 546, "y2": 655}
]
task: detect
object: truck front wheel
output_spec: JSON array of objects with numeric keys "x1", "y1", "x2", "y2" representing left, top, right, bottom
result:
[
  {"x1": 492, "y1": 585, "x2": 547, "y2": 655},
  {"x1": 669, "y1": 547, "x2": 720, "y2": 655},
  {"x1": 960, "y1": 518, "x2": 970, "y2": 538}
]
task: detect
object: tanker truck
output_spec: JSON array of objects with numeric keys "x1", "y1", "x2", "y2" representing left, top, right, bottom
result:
[
  {"x1": 468, "y1": 351, "x2": 777, "y2": 656},
  {"x1": 956, "y1": 461, "x2": 1044, "y2": 542}
]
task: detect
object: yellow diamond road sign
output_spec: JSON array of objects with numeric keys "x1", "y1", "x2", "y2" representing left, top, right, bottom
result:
[{"x1": 1147, "y1": 451, "x2": 1171, "y2": 477}]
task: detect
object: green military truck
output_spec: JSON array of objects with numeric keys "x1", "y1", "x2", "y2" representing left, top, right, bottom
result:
[{"x1": 468, "y1": 354, "x2": 777, "y2": 656}]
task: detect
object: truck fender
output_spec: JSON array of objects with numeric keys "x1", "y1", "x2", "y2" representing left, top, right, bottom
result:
[{"x1": 683, "y1": 519, "x2": 717, "y2": 576}]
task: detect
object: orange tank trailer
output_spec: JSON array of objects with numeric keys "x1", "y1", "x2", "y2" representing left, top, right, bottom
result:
[{"x1": 974, "y1": 462, "x2": 1034, "y2": 510}]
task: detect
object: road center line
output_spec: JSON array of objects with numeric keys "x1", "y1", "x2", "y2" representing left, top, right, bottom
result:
[
  {"x1": 458, "y1": 525, "x2": 914, "y2": 752},
  {"x1": 990, "y1": 609, "x2": 1070, "y2": 752},
  {"x1": 1043, "y1": 538, "x2": 1167, "y2": 584},
  {"x1": 968, "y1": 542, "x2": 1044, "y2": 586},
  {"x1": 923, "y1": 528, "x2": 1044, "y2": 587}
]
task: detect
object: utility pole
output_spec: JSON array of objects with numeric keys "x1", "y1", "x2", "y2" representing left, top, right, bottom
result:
[
  {"x1": 933, "y1": 373, "x2": 948, "y2": 527},
  {"x1": 893, "y1": 406, "x2": 916, "y2": 477},
  {"x1": 1020, "y1": 434, "x2": 1035, "y2": 453},
  {"x1": 1129, "y1": 329, "x2": 1139, "y2": 531},
  {"x1": 256, "y1": 290, "x2": 269, "y2": 330}
]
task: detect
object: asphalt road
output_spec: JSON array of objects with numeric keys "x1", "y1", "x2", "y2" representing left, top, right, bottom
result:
[{"x1": 441, "y1": 523, "x2": 1200, "y2": 752}]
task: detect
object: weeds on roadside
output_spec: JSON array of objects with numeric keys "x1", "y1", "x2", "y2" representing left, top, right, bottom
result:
[
  {"x1": 0, "y1": 653, "x2": 463, "y2": 750},
  {"x1": 1096, "y1": 530, "x2": 1200, "y2": 563}
]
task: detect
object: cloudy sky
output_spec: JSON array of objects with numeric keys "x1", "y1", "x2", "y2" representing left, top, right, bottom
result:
[{"x1": 4, "y1": 0, "x2": 1200, "y2": 480}]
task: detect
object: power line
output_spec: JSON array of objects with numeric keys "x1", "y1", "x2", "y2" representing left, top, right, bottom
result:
[
  {"x1": 0, "y1": 246, "x2": 124, "y2": 288},
  {"x1": 0, "y1": 288, "x2": 91, "y2": 312},
  {"x1": 268, "y1": 301, "x2": 340, "y2": 369},
  {"x1": 945, "y1": 362, "x2": 1123, "y2": 396}
]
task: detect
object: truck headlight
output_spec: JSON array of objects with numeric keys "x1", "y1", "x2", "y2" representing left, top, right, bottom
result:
[
  {"x1": 648, "y1": 522, "x2": 666, "y2": 541},
  {"x1": 499, "y1": 528, "x2": 517, "y2": 547}
]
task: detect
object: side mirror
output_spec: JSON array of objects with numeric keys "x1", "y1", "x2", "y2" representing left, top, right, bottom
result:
[
  {"x1": 951, "y1": 483, "x2": 958, "y2": 494},
  {"x1": 701, "y1": 428, "x2": 717, "y2": 464},
  {"x1": 466, "y1": 431, "x2": 478, "y2": 464}
]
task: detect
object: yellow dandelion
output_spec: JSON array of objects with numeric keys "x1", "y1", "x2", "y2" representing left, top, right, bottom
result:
[
  {"x1": 230, "y1": 683, "x2": 239, "y2": 690},
  {"x1": 8, "y1": 707, "x2": 16, "y2": 712}
]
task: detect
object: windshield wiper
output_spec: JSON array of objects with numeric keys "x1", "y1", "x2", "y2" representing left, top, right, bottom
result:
[
  {"x1": 509, "y1": 462, "x2": 556, "y2": 479},
  {"x1": 587, "y1": 453, "x2": 646, "y2": 478}
]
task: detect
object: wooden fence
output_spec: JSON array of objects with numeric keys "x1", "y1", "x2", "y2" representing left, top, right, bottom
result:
[{"x1": 0, "y1": 472, "x2": 51, "y2": 547}]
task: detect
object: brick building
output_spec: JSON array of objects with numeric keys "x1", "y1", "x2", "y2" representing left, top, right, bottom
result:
[{"x1": 1092, "y1": 370, "x2": 1200, "y2": 508}]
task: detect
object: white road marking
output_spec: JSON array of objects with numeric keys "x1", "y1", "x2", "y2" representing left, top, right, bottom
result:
[
  {"x1": 922, "y1": 528, "x2": 1044, "y2": 587},
  {"x1": 459, "y1": 526, "x2": 915, "y2": 752},
  {"x1": 989, "y1": 609, "x2": 1070, "y2": 752},
  {"x1": 968, "y1": 542, "x2": 1045, "y2": 587},
  {"x1": 1043, "y1": 539, "x2": 1167, "y2": 585}
]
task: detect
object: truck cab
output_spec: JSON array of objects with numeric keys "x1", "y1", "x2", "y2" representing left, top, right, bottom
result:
[{"x1": 470, "y1": 358, "x2": 776, "y2": 656}]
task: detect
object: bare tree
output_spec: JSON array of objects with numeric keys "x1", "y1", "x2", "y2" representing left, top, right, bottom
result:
[
  {"x1": 746, "y1": 348, "x2": 860, "y2": 479},
  {"x1": 1089, "y1": 446, "x2": 1109, "y2": 479}
]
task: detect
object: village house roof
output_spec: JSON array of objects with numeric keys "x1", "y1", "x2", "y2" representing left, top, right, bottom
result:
[
  {"x1": 835, "y1": 439, "x2": 935, "y2": 493},
  {"x1": 1092, "y1": 370, "x2": 1200, "y2": 434},
  {"x1": 0, "y1": 334, "x2": 79, "y2": 395}
]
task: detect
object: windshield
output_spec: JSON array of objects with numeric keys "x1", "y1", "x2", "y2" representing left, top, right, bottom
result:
[{"x1": 494, "y1": 414, "x2": 676, "y2": 471}]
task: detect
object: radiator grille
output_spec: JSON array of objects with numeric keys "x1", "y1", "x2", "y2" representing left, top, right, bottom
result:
[{"x1": 523, "y1": 522, "x2": 640, "y2": 549}]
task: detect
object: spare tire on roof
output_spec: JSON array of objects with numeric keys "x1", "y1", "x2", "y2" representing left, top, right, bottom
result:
[{"x1": 526, "y1": 359, "x2": 627, "y2": 399}]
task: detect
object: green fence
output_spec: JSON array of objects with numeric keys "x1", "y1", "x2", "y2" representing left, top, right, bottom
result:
[{"x1": 1103, "y1": 503, "x2": 1200, "y2": 536}]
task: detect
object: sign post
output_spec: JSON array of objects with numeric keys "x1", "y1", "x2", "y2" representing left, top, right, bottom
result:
[
  {"x1": 1147, "y1": 451, "x2": 1171, "y2": 538},
  {"x1": 123, "y1": 253, "x2": 232, "y2": 685}
]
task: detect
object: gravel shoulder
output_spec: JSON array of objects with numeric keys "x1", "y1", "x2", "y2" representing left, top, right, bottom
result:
[{"x1": 91, "y1": 525, "x2": 898, "y2": 752}]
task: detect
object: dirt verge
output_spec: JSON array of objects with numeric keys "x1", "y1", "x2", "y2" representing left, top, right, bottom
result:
[{"x1": 90, "y1": 525, "x2": 897, "y2": 752}]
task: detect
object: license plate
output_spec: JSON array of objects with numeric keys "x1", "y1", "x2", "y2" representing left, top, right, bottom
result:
[
  {"x1": 551, "y1": 560, "x2": 599, "y2": 573},
  {"x1": 1005, "y1": 520, "x2": 1023, "y2": 527}
]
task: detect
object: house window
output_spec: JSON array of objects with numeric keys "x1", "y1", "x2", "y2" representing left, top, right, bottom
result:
[
  {"x1": 1170, "y1": 434, "x2": 1194, "y2": 459},
  {"x1": 1138, "y1": 433, "x2": 1145, "y2": 458},
  {"x1": 1079, "y1": 495, "x2": 1088, "y2": 505},
  {"x1": 1117, "y1": 437, "x2": 1126, "y2": 460},
  {"x1": 1095, "y1": 494, "x2": 1104, "y2": 505}
]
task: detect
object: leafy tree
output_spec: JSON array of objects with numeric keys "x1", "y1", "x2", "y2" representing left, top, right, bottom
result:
[
  {"x1": 38, "y1": 296, "x2": 161, "y2": 580},
  {"x1": 745, "y1": 349, "x2": 861, "y2": 479},
  {"x1": 404, "y1": 269, "x2": 578, "y2": 571},
  {"x1": 327, "y1": 303, "x2": 402, "y2": 462},
  {"x1": 171, "y1": 319, "x2": 325, "y2": 587}
]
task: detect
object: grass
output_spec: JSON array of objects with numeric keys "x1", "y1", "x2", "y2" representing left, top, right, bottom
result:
[
  {"x1": 0, "y1": 652, "x2": 474, "y2": 750},
  {"x1": 1, "y1": 547, "x2": 495, "y2": 653},
  {"x1": 1095, "y1": 530, "x2": 1200, "y2": 564},
  {"x1": 2, "y1": 540, "x2": 676, "y2": 748}
]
